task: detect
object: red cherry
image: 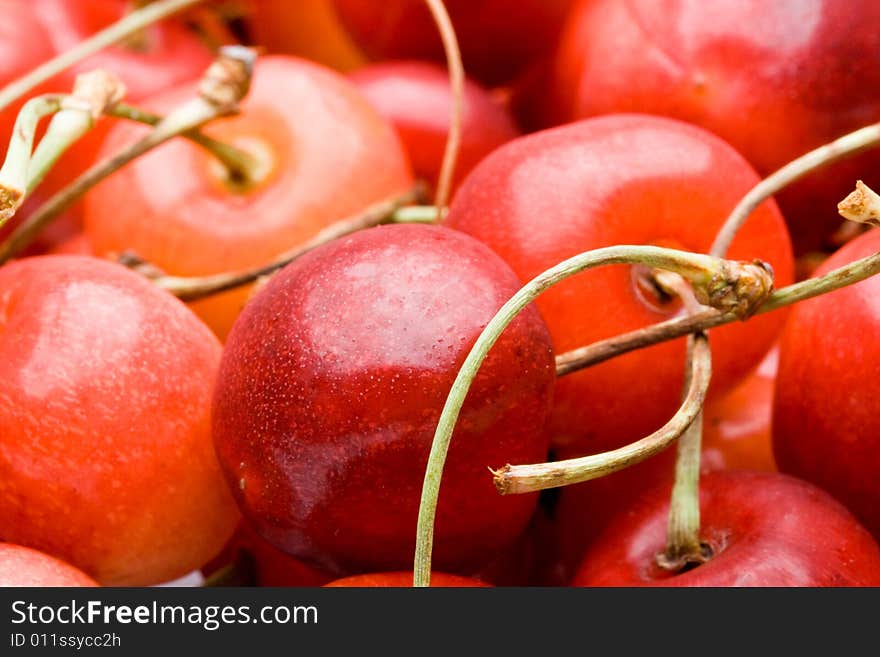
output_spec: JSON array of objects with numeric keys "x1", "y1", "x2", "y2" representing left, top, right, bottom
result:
[
  {"x1": 530, "y1": 0, "x2": 880, "y2": 252},
  {"x1": 213, "y1": 223, "x2": 555, "y2": 576},
  {"x1": 325, "y1": 572, "x2": 489, "y2": 587},
  {"x1": 773, "y1": 228, "x2": 880, "y2": 540},
  {"x1": 331, "y1": 0, "x2": 574, "y2": 86},
  {"x1": 444, "y1": 114, "x2": 794, "y2": 455},
  {"x1": 0, "y1": 255, "x2": 239, "y2": 585},
  {"x1": 572, "y1": 471, "x2": 880, "y2": 586},
  {"x1": 0, "y1": 543, "x2": 98, "y2": 587},
  {"x1": 349, "y1": 61, "x2": 520, "y2": 194},
  {"x1": 84, "y1": 55, "x2": 413, "y2": 340}
]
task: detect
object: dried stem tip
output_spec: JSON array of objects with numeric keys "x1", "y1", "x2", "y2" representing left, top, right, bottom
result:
[
  {"x1": 199, "y1": 45, "x2": 258, "y2": 111},
  {"x1": 64, "y1": 70, "x2": 126, "y2": 120},
  {"x1": 838, "y1": 180, "x2": 880, "y2": 227},
  {"x1": 696, "y1": 259, "x2": 774, "y2": 319}
]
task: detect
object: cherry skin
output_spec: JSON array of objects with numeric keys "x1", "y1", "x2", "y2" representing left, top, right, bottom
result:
[
  {"x1": 325, "y1": 572, "x2": 489, "y2": 587},
  {"x1": 331, "y1": 0, "x2": 574, "y2": 86},
  {"x1": 572, "y1": 471, "x2": 880, "y2": 586},
  {"x1": 530, "y1": 0, "x2": 880, "y2": 252},
  {"x1": 241, "y1": 0, "x2": 366, "y2": 72},
  {"x1": 349, "y1": 61, "x2": 520, "y2": 195},
  {"x1": 0, "y1": 543, "x2": 98, "y2": 587},
  {"x1": 84, "y1": 55, "x2": 413, "y2": 340},
  {"x1": 213, "y1": 223, "x2": 555, "y2": 576},
  {"x1": 0, "y1": 255, "x2": 240, "y2": 586},
  {"x1": 773, "y1": 229, "x2": 880, "y2": 541},
  {"x1": 444, "y1": 114, "x2": 794, "y2": 456}
]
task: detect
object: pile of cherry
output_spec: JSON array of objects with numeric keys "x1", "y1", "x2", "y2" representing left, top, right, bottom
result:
[{"x1": 2, "y1": 0, "x2": 880, "y2": 589}]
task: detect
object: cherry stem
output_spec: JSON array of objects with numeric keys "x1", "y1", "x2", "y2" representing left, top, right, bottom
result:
[
  {"x1": 710, "y1": 121, "x2": 880, "y2": 258},
  {"x1": 0, "y1": 0, "x2": 206, "y2": 113},
  {"x1": 0, "y1": 95, "x2": 63, "y2": 225},
  {"x1": 653, "y1": 272, "x2": 709, "y2": 570},
  {"x1": 108, "y1": 103, "x2": 260, "y2": 183},
  {"x1": 424, "y1": 0, "x2": 464, "y2": 211},
  {"x1": 137, "y1": 183, "x2": 428, "y2": 300},
  {"x1": 494, "y1": 333, "x2": 711, "y2": 495},
  {"x1": 554, "y1": 230, "x2": 880, "y2": 377},
  {"x1": 27, "y1": 71, "x2": 126, "y2": 192},
  {"x1": 0, "y1": 46, "x2": 256, "y2": 264},
  {"x1": 413, "y1": 245, "x2": 768, "y2": 587}
]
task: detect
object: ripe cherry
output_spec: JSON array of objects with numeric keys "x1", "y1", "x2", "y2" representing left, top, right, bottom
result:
[
  {"x1": 349, "y1": 61, "x2": 520, "y2": 194},
  {"x1": 529, "y1": 0, "x2": 880, "y2": 252},
  {"x1": 0, "y1": 255, "x2": 239, "y2": 585},
  {"x1": 0, "y1": 543, "x2": 98, "y2": 587},
  {"x1": 213, "y1": 223, "x2": 555, "y2": 576},
  {"x1": 444, "y1": 114, "x2": 794, "y2": 456},
  {"x1": 572, "y1": 471, "x2": 880, "y2": 586},
  {"x1": 773, "y1": 228, "x2": 880, "y2": 540},
  {"x1": 331, "y1": 0, "x2": 574, "y2": 86},
  {"x1": 84, "y1": 55, "x2": 413, "y2": 340}
]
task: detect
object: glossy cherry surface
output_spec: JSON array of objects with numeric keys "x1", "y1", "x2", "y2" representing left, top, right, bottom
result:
[
  {"x1": 573, "y1": 471, "x2": 880, "y2": 586},
  {"x1": 213, "y1": 224, "x2": 555, "y2": 575},
  {"x1": 445, "y1": 114, "x2": 794, "y2": 456},
  {"x1": 773, "y1": 229, "x2": 880, "y2": 540},
  {"x1": 0, "y1": 255, "x2": 239, "y2": 585},
  {"x1": 533, "y1": 0, "x2": 880, "y2": 252}
]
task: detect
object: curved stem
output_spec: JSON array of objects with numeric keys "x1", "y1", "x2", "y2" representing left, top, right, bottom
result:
[
  {"x1": 554, "y1": 246, "x2": 880, "y2": 376},
  {"x1": 108, "y1": 103, "x2": 259, "y2": 182},
  {"x1": 27, "y1": 71, "x2": 126, "y2": 195},
  {"x1": 0, "y1": 95, "x2": 63, "y2": 224},
  {"x1": 413, "y1": 245, "x2": 766, "y2": 587},
  {"x1": 0, "y1": 0, "x2": 205, "y2": 113},
  {"x1": 147, "y1": 184, "x2": 427, "y2": 300},
  {"x1": 494, "y1": 333, "x2": 711, "y2": 495},
  {"x1": 0, "y1": 47, "x2": 255, "y2": 264},
  {"x1": 710, "y1": 121, "x2": 880, "y2": 257},
  {"x1": 424, "y1": 0, "x2": 464, "y2": 211}
]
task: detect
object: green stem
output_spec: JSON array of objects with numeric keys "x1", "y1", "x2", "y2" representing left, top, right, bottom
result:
[
  {"x1": 553, "y1": 247, "x2": 880, "y2": 376},
  {"x1": 108, "y1": 103, "x2": 260, "y2": 184},
  {"x1": 494, "y1": 333, "x2": 711, "y2": 494},
  {"x1": 0, "y1": 0, "x2": 206, "y2": 113},
  {"x1": 710, "y1": 121, "x2": 880, "y2": 258},
  {"x1": 0, "y1": 47, "x2": 255, "y2": 264},
  {"x1": 390, "y1": 204, "x2": 441, "y2": 224},
  {"x1": 413, "y1": 244, "x2": 762, "y2": 587},
  {"x1": 0, "y1": 95, "x2": 63, "y2": 225},
  {"x1": 423, "y1": 0, "x2": 463, "y2": 211}
]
